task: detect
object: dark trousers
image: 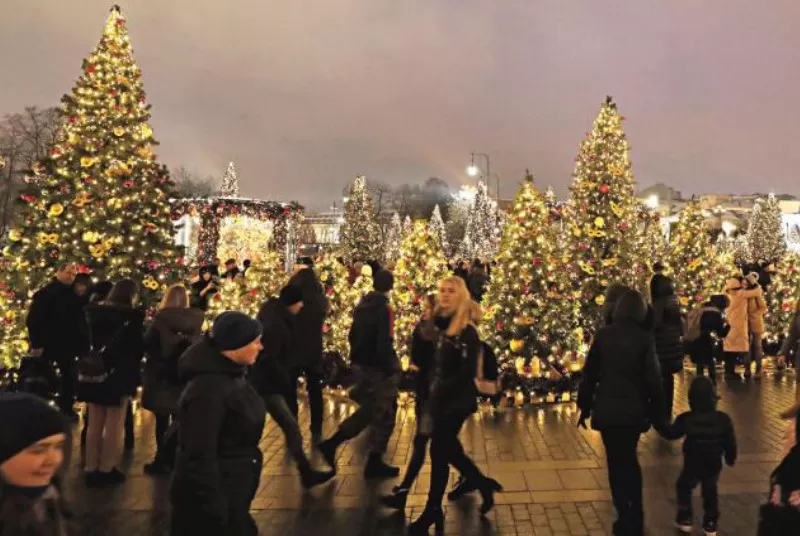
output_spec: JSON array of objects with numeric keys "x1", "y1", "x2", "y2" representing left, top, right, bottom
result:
[
  {"x1": 263, "y1": 393, "x2": 310, "y2": 470},
  {"x1": 676, "y1": 461, "x2": 721, "y2": 524},
  {"x1": 399, "y1": 408, "x2": 433, "y2": 489},
  {"x1": 54, "y1": 355, "x2": 77, "y2": 414},
  {"x1": 336, "y1": 368, "x2": 399, "y2": 454},
  {"x1": 661, "y1": 371, "x2": 675, "y2": 419},
  {"x1": 290, "y1": 366, "x2": 323, "y2": 436},
  {"x1": 601, "y1": 429, "x2": 644, "y2": 536},
  {"x1": 425, "y1": 412, "x2": 486, "y2": 508},
  {"x1": 723, "y1": 352, "x2": 742, "y2": 376},
  {"x1": 153, "y1": 412, "x2": 173, "y2": 463},
  {"x1": 124, "y1": 399, "x2": 134, "y2": 449},
  {"x1": 696, "y1": 362, "x2": 717, "y2": 387}
]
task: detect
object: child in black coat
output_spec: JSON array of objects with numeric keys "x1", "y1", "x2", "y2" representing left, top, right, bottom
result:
[
  {"x1": 687, "y1": 295, "x2": 730, "y2": 387},
  {"x1": 663, "y1": 376, "x2": 737, "y2": 536}
]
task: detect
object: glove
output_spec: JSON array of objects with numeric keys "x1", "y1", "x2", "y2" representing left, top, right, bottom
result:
[{"x1": 577, "y1": 411, "x2": 589, "y2": 430}]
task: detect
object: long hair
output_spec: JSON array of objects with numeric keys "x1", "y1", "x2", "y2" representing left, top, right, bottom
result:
[
  {"x1": 105, "y1": 279, "x2": 139, "y2": 307},
  {"x1": 159, "y1": 284, "x2": 189, "y2": 310},
  {"x1": 435, "y1": 275, "x2": 475, "y2": 337}
]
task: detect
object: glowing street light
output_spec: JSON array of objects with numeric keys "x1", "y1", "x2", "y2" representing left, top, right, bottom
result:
[
  {"x1": 645, "y1": 194, "x2": 659, "y2": 210},
  {"x1": 466, "y1": 163, "x2": 480, "y2": 177}
]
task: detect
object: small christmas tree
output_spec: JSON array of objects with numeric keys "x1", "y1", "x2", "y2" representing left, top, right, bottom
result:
[
  {"x1": 459, "y1": 182, "x2": 498, "y2": 260},
  {"x1": 219, "y1": 161, "x2": 240, "y2": 198},
  {"x1": 764, "y1": 252, "x2": 800, "y2": 351},
  {"x1": 429, "y1": 205, "x2": 449, "y2": 254},
  {"x1": 317, "y1": 255, "x2": 352, "y2": 358},
  {"x1": 402, "y1": 215, "x2": 413, "y2": 238},
  {"x1": 667, "y1": 203, "x2": 720, "y2": 311},
  {"x1": 747, "y1": 193, "x2": 786, "y2": 264},
  {"x1": 206, "y1": 250, "x2": 285, "y2": 320},
  {"x1": 564, "y1": 97, "x2": 640, "y2": 329},
  {"x1": 632, "y1": 204, "x2": 667, "y2": 298},
  {"x1": 382, "y1": 212, "x2": 402, "y2": 263},
  {"x1": 340, "y1": 175, "x2": 381, "y2": 262},
  {"x1": 392, "y1": 222, "x2": 448, "y2": 367}
]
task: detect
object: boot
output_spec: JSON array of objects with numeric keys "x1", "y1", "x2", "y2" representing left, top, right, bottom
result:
[
  {"x1": 408, "y1": 505, "x2": 444, "y2": 536},
  {"x1": 300, "y1": 466, "x2": 336, "y2": 489},
  {"x1": 363, "y1": 453, "x2": 400, "y2": 479},
  {"x1": 379, "y1": 487, "x2": 409, "y2": 510},
  {"x1": 478, "y1": 477, "x2": 503, "y2": 515},
  {"x1": 317, "y1": 436, "x2": 340, "y2": 471},
  {"x1": 447, "y1": 476, "x2": 478, "y2": 501}
]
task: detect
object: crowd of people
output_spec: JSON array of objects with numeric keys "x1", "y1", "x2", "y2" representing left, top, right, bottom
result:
[{"x1": 0, "y1": 257, "x2": 799, "y2": 534}]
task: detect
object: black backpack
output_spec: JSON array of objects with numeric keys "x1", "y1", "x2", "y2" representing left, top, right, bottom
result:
[{"x1": 79, "y1": 318, "x2": 130, "y2": 384}]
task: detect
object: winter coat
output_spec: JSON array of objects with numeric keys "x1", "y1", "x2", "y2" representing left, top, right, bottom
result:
[
  {"x1": 723, "y1": 281, "x2": 762, "y2": 353},
  {"x1": 221, "y1": 267, "x2": 240, "y2": 280},
  {"x1": 189, "y1": 278, "x2": 217, "y2": 311},
  {"x1": 664, "y1": 378, "x2": 737, "y2": 470},
  {"x1": 171, "y1": 337, "x2": 265, "y2": 533},
  {"x1": 467, "y1": 269, "x2": 489, "y2": 303},
  {"x1": 578, "y1": 289, "x2": 664, "y2": 433},
  {"x1": 687, "y1": 304, "x2": 730, "y2": 366},
  {"x1": 25, "y1": 279, "x2": 87, "y2": 359},
  {"x1": 454, "y1": 267, "x2": 469, "y2": 284},
  {"x1": 289, "y1": 271, "x2": 327, "y2": 370},
  {"x1": 141, "y1": 307, "x2": 204, "y2": 414},
  {"x1": 428, "y1": 318, "x2": 480, "y2": 419},
  {"x1": 747, "y1": 292, "x2": 767, "y2": 336},
  {"x1": 410, "y1": 319, "x2": 438, "y2": 404},
  {"x1": 78, "y1": 305, "x2": 144, "y2": 406},
  {"x1": 652, "y1": 278, "x2": 685, "y2": 374},
  {"x1": 348, "y1": 291, "x2": 399, "y2": 374},
  {"x1": 0, "y1": 482, "x2": 70, "y2": 536},
  {"x1": 251, "y1": 298, "x2": 295, "y2": 396},
  {"x1": 649, "y1": 273, "x2": 669, "y2": 304}
]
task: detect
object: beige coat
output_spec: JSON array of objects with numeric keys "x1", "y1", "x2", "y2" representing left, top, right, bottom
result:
[
  {"x1": 747, "y1": 292, "x2": 767, "y2": 336},
  {"x1": 723, "y1": 280, "x2": 763, "y2": 353}
]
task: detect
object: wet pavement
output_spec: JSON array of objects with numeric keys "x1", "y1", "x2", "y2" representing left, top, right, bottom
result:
[{"x1": 64, "y1": 369, "x2": 796, "y2": 535}]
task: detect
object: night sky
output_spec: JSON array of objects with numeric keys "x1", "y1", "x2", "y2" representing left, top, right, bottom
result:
[{"x1": 1, "y1": 0, "x2": 799, "y2": 209}]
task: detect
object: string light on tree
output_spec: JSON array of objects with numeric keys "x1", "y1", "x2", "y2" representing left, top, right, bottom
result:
[
  {"x1": 219, "y1": 161, "x2": 240, "y2": 198},
  {"x1": 206, "y1": 250, "x2": 286, "y2": 321},
  {"x1": 429, "y1": 204, "x2": 449, "y2": 254},
  {"x1": 339, "y1": 175, "x2": 381, "y2": 263},
  {"x1": 383, "y1": 212, "x2": 402, "y2": 263},
  {"x1": 459, "y1": 181, "x2": 498, "y2": 261},
  {"x1": 747, "y1": 193, "x2": 786, "y2": 264}
]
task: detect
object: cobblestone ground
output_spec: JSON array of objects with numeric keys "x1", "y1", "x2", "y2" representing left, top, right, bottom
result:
[{"x1": 65, "y1": 369, "x2": 796, "y2": 535}]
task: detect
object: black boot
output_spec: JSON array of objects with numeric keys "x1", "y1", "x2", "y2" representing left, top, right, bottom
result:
[
  {"x1": 363, "y1": 453, "x2": 400, "y2": 479},
  {"x1": 317, "y1": 436, "x2": 341, "y2": 471},
  {"x1": 300, "y1": 466, "x2": 336, "y2": 489},
  {"x1": 478, "y1": 477, "x2": 503, "y2": 515},
  {"x1": 379, "y1": 487, "x2": 409, "y2": 509},
  {"x1": 447, "y1": 475, "x2": 478, "y2": 501},
  {"x1": 408, "y1": 506, "x2": 444, "y2": 536}
]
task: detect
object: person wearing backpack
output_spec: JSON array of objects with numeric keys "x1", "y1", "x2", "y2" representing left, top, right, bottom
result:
[
  {"x1": 141, "y1": 284, "x2": 204, "y2": 476},
  {"x1": 686, "y1": 295, "x2": 730, "y2": 387},
  {"x1": 409, "y1": 276, "x2": 502, "y2": 535},
  {"x1": 79, "y1": 279, "x2": 145, "y2": 488}
]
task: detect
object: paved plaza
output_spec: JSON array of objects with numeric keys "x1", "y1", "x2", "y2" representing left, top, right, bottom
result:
[{"x1": 64, "y1": 370, "x2": 796, "y2": 535}]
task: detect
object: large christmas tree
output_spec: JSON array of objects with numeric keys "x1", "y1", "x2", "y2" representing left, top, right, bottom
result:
[
  {"x1": 747, "y1": 193, "x2": 786, "y2": 264},
  {"x1": 339, "y1": 175, "x2": 381, "y2": 262},
  {"x1": 382, "y1": 212, "x2": 402, "y2": 263},
  {"x1": 0, "y1": 6, "x2": 181, "y2": 366},
  {"x1": 484, "y1": 173, "x2": 582, "y2": 398},
  {"x1": 459, "y1": 181, "x2": 498, "y2": 261},
  {"x1": 764, "y1": 252, "x2": 800, "y2": 352},
  {"x1": 392, "y1": 222, "x2": 448, "y2": 367},
  {"x1": 667, "y1": 203, "x2": 722, "y2": 311},
  {"x1": 564, "y1": 97, "x2": 640, "y2": 329},
  {"x1": 318, "y1": 254, "x2": 373, "y2": 360},
  {"x1": 429, "y1": 204, "x2": 449, "y2": 254},
  {"x1": 219, "y1": 161, "x2": 240, "y2": 197}
]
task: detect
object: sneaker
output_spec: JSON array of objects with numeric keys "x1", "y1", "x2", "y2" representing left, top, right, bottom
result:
[
  {"x1": 675, "y1": 511, "x2": 693, "y2": 533},
  {"x1": 703, "y1": 519, "x2": 718, "y2": 536}
]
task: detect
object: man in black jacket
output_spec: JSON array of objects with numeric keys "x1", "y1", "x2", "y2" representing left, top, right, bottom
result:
[
  {"x1": 25, "y1": 263, "x2": 85, "y2": 419},
  {"x1": 251, "y1": 285, "x2": 333, "y2": 489},
  {"x1": 318, "y1": 269, "x2": 401, "y2": 479}
]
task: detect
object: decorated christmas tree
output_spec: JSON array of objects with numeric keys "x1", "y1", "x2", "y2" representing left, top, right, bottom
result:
[
  {"x1": 318, "y1": 254, "x2": 372, "y2": 360},
  {"x1": 402, "y1": 215, "x2": 413, "y2": 238},
  {"x1": 632, "y1": 204, "x2": 667, "y2": 298},
  {"x1": 206, "y1": 250, "x2": 285, "y2": 320},
  {"x1": 429, "y1": 204, "x2": 449, "y2": 254},
  {"x1": 747, "y1": 193, "x2": 786, "y2": 264},
  {"x1": 667, "y1": 203, "x2": 722, "y2": 311},
  {"x1": 392, "y1": 222, "x2": 448, "y2": 367},
  {"x1": 0, "y1": 6, "x2": 182, "y2": 366},
  {"x1": 339, "y1": 175, "x2": 381, "y2": 262},
  {"x1": 764, "y1": 252, "x2": 800, "y2": 352},
  {"x1": 219, "y1": 161, "x2": 240, "y2": 198},
  {"x1": 564, "y1": 97, "x2": 640, "y2": 329},
  {"x1": 484, "y1": 173, "x2": 583, "y2": 401},
  {"x1": 459, "y1": 181, "x2": 498, "y2": 261},
  {"x1": 382, "y1": 212, "x2": 402, "y2": 263}
]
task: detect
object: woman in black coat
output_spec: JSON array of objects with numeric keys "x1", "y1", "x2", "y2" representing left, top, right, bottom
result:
[
  {"x1": 190, "y1": 266, "x2": 218, "y2": 311},
  {"x1": 287, "y1": 266, "x2": 327, "y2": 440},
  {"x1": 171, "y1": 312, "x2": 265, "y2": 536},
  {"x1": 578, "y1": 288, "x2": 665, "y2": 536},
  {"x1": 79, "y1": 279, "x2": 144, "y2": 487},
  {"x1": 651, "y1": 276, "x2": 685, "y2": 419},
  {"x1": 409, "y1": 277, "x2": 501, "y2": 535},
  {"x1": 141, "y1": 284, "x2": 204, "y2": 475}
]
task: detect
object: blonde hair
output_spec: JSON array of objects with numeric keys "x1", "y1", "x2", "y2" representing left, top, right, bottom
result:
[
  {"x1": 159, "y1": 284, "x2": 190, "y2": 310},
  {"x1": 435, "y1": 275, "x2": 475, "y2": 337}
]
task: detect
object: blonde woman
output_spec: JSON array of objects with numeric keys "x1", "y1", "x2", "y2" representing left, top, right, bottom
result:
[
  {"x1": 409, "y1": 276, "x2": 502, "y2": 535},
  {"x1": 142, "y1": 284, "x2": 204, "y2": 475}
]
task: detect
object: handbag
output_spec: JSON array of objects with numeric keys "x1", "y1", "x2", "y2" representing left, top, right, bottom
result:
[
  {"x1": 79, "y1": 317, "x2": 131, "y2": 384},
  {"x1": 17, "y1": 355, "x2": 57, "y2": 399}
]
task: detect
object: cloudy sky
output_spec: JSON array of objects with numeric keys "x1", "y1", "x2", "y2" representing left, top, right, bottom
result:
[{"x1": 1, "y1": 0, "x2": 799, "y2": 209}]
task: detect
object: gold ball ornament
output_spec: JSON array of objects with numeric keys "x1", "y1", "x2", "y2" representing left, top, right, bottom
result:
[
  {"x1": 595, "y1": 294, "x2": 606, "y2": 306},
  {"x1": 594, "y1": 217, "x2": 605, "y2": 228},
  {"x1": 8, "y1": 229, "x2": 22, "y2": 241},
  {"x1": 113, "y1": 126, "x2": 126, "y2": 137},
  {"x1": 47, "y1": 203, "x2": 64, "y2": 217},
  {"x1": 80, "y1": 156, "x2": 95, "y2": 168},
  {"x1": 82, "y1": 231, "x2": 100, "y2": 243},
  {"x1": 510, "y1": 339, "x2": 525, "y2": 353}
]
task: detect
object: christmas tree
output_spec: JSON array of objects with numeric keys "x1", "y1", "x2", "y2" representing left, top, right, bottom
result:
[
  {"x1": 764, "y1": 252, "x2": 800, "y2": 351},
  {"x1": 402, "y1": 215, "x2": 413, "y2": 238},
  {"x1": 339, "y1": 175, "x2": 381, "y2": 262},
  {"x1": 206, "y1": 250, "x2": 285, "y2": 320},
  {"x1": 318, "y1": 254, "x2": 372, "y2": 360},
  {"x1": 564, "y1": 97, "x2": 640, "y2": 329},
  {"x1": 484, "y1": 173, "x2": 583, "y2": 400},
  {"x1": 219, "y1": 161, "x2": 240, "y2": 198},
  {"x1": 632, "y1": 204, "x2": 667, "y2": 298},
  {"x1": 392, "y1": 222, "x2": 448, "y2": 367},
  {"x1": 0, "y1": 6, "x2": 181, "y2": 366},
  {"x1": 429, "y1": 204, "x2": 450, "y2": 255},
  {"x1": 747, "y1": 193, "x2": 786, "y2": 264},
  {"x1": 382, "y1": 212, "x2": 402, "y2": 263},
  {"x1": 667, "y1": 203, "x2": 720, "y2": 311},
  {"x1": 459, "y1": 181, "x2": 498, "y2": 260}
]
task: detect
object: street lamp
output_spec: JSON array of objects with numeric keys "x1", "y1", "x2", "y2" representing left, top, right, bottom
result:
[{"x1": 466, "y1": 152, "x2": 499, "y2": 200}]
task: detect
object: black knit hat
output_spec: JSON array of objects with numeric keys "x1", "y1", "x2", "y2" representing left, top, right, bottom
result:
[
  {"x1": 211, "y1": 311, "x2": 262, "y2": 351},
  {"x1": 374, "y1": 269, "x2": 394, "y2": 293},
  {"x1": 0, "y1": 393, "x2": 67, "y2": 464},
  {"x1": 279, "y1": 285, "x2": 303, "y2": 307}
]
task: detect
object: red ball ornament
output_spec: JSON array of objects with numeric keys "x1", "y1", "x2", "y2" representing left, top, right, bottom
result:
[
  {"x1": 322, "y1": 324, "x2": 330, "y2": 334},
  {"x1": 618, "y1": 222, "x2": 629, "y2": 231},
  {"x1": 68, "y1": 116, "x2": 78, "y2": 125},
  {"x1": 533, "y1": 257, "x2": 542, "y2": 267},
  {"x1": 124, "y1": 180, "x2": 134, "y2": 188},
  {"x1": 496, "y1": 321, "x2": 503, "y2": 331},
  {"x1": 283, "y1": 207, "x2": 290, "y2": 215},
  {"x1": 86, "y1": 64, "x2": 96, "y2": 74},
  {"x1": 20, "y1": 194, "x2": 36, "y2": 203},
  {"x1": 599, "y1": 184, "x2": 610, "y2": 194}
]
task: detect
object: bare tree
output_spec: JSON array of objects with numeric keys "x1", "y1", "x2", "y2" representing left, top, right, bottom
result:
[
  {"x1": 172, "y1": 165, "x2": 215, "y2": 198},
  {"x1": 0, "y1": 106, "x2": 61, "y2": 235}
]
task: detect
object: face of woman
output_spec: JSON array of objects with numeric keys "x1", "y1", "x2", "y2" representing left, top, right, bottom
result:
[
  {"x1": 438, "y1": 281, "x2": 459, "y2": 313},
  {"x1": 224, "y1": 336, "x2": 263, "y2": 366},
  {"x1": 0, "y1": 434, "x2": 66, "y2": 488},
  {"x1": 202, "y1": 272, "x2": 211, "y2": 281}
]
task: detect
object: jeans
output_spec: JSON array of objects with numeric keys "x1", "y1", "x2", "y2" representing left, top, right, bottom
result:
[
  {"x1": 676, "y1": 461, "x2": 721, "y2": 524},
  {"x1": 263, "y1": 393, "x2": 310, "y2": 470},
  {"x1": 661, "y1": 372, "x2": 675, "y2": 419},
  {"x1": 425, "y1": 411, "x2": 486, "y2": 508},
  {"x1": 290, "y1": 365, "x2": 323, "y2": 436},
  {"x1": 746, "y1": 332, "x2": 763, "y2": 373},
  {"x1": 601, "y1": 429, "x2": 644, "y2": 536},
  {"x1": 336, "y1": 368, "x2": 399, "y2": 454}
]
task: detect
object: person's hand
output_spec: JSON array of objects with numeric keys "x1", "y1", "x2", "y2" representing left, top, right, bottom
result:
[
  {"x1": 29, "y1": 348, "x2": 44, "y2": 357},
  {"x1": 577, "y1": 411, "x2": 589, "y2": 429},
  {"x1": 409, "y1": 363, "x2": 420, "y2": 373},
  {"x1": 777, "y1": 355, "x2": 786, "y2": 368}
]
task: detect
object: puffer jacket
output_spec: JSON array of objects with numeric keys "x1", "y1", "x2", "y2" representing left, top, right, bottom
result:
[
  {"x1": 348, "y1": 292, "x2": 399, "y2": 374},
  {"x1": 251, "y1": 298, "x2": 295, "y2": 396},
  {"x1": 747, "y1": 292, "x2": 767, "y2": 336},
  {"x1": 652, "y1": 277, "x2": 685, "y2": 374},
  {"x1": 723, "y1": 280, "x2": 762, "y2": 353},
  {"x1": 578, "y1": 289, "x2": 664, "y2": 433}
]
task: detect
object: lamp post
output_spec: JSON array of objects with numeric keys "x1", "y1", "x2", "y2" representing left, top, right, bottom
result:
[{"x1": 466, "y1": 152, "x2": 498, "y2": 200}]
